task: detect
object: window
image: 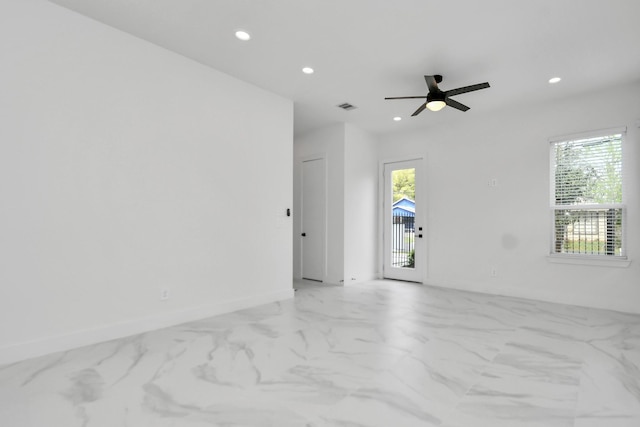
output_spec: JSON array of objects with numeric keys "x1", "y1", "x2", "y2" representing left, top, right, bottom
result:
[{"x1": 550, "y1": 129, "x2": 625, "y2": 258}]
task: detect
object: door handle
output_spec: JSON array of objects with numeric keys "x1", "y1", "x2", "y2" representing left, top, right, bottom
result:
[{"x1": 301, "y1": 233, "x2": 306, "y2": 237}]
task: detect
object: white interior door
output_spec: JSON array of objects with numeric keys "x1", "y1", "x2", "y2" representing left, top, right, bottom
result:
[
  {"x1": 301, "y1": 158, "x2": 325, "y2": 281},
  {"x1": 383, "y1": 159, "x2": 424, "y2": 282}
]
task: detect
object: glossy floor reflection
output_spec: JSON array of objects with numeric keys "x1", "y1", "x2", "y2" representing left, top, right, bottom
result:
[{"x1": 1, "y1": 280, "x2": 639, "y2": 426}]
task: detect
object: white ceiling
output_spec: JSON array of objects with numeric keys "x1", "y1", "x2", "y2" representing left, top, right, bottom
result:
[{"x1": 51, "y1": 0, "x2": 640, "y2": 137}]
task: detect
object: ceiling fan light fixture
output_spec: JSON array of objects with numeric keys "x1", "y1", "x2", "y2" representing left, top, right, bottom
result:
[
  {"x1": 426, "y1": 92, "x2": 446, "y2": 111},
  {"x1": 426, "y1": 100, "x2": 446, "y2": 111}
]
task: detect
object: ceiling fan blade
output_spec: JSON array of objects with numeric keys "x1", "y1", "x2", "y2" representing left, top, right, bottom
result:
[
  {"x1": 444, "y1": 82, "x2": 490, "y2": 97},
  {"x1": 384, "y1": 96, "x2": 427, "y2": 100},
  {"x1": 424, "y1": 75, "x2": 439, "y2": 92},
  {"x1": 411, "y1": 103, "x2": 427, "y2": 116},
  {"x1": 445, "y1": 98, "x2": 470, "y2": 112}
]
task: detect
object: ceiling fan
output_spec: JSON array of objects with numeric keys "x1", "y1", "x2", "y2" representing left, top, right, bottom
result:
[{"x1": 385, "y1": 75, "x2": 490, "y2": 116}]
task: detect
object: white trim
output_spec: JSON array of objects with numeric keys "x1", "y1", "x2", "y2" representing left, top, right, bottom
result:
[
  {"x1": 0, "y1": 289, "x2": 294, "y2": 366},
  {"x1": 547, "y1": 254, "x2": 630, "y2": 268},
  {"x1": 548, "y1": 126, "x2": 627, "y2": 143},
  {"x1": 299, "y1": 153, "x2": 326, "y2": 163}
]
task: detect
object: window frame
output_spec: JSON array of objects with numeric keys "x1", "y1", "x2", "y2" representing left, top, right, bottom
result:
[{"x1": 548, "y1": 127, "x2": 628, "y2": 264}]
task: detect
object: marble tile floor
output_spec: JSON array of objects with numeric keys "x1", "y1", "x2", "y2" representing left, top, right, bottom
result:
[{"x1": 1, "y1": 280, "x2": 639, "y2": 427}]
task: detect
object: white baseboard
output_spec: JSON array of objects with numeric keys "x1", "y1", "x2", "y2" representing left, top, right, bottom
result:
[
  {"x1": 425, "y1": 279, "x2": 640, "y2": 315},
  {"x1": 0, "y1": 288, "x2": 294, "y2": 366},
  {"x1": 344, "y1": 274, "x2": 378, "y2": 285}
]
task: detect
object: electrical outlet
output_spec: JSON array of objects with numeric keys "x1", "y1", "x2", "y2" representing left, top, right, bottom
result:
[
  {"x1": 487, "y1": 178, "x2": 497, "y2": 187},
  {"x1": 490, "y1": 267, "x2": 497, "y2": 277},
  {"x1": 160, "y1": 288, "x2": 170, "y2": 301}
]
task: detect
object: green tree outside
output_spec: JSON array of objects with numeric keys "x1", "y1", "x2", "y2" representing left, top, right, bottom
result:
[
  {"x1": 392, "y1": 168, "x2": 415, "y2": 202},
  {"x1": 587, "y1": 139, "x2": 622, "y2": 204}
]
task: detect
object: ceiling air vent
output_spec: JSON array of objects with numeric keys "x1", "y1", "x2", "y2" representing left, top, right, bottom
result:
[{"x1": 337, "y1": 102, "x2": 357, "y2": 111}]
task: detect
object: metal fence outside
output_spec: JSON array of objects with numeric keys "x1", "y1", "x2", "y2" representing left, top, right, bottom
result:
[{"x1": 392, "y1": 213, "x2": 415, "y2": 267}]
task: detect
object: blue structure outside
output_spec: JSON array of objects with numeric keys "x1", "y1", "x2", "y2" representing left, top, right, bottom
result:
[{"x1": 392, "y1": 197, "x2": 415, "y2": 217}]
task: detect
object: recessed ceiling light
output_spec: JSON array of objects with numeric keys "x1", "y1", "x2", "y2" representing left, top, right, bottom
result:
[
  {"x1": 393, "y1": 116, "x2": 402, "y2": 121},
  {"x1": 548, "y1": 77, "x2": 561, "y2": 84},
  {"x1": 302, "y1": 67, "x2": 314, "y2": 74},
  {"x1": 235, "y1": 30, "x2": 251, "y2": 41}
]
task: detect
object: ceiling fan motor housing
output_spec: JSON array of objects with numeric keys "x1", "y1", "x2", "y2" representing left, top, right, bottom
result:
[{"x1": 427, "y1": 91, "x2": 445, "y2": 103}]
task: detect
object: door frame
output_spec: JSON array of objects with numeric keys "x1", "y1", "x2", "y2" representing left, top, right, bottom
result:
[
  {"x1": 298, "y1": 154, "x2": 327, "y2": 282},
  {"x1": 379, "y1": 156, "x2": 428, "y2": 283}
]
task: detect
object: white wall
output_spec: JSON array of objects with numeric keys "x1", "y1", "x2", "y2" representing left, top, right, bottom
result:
[
  {"x1": 293, "y1": 125, "x2": 344, "y2": 284},
  {"x1": 344, "y1": 124, "x2": 378, "y2": 283},
  {"x1": 0, "y1": 0, "x2": 293, "y2": 365},
  {"x1": 378, "y1": 82, "x2": 640, "y2": 314}
]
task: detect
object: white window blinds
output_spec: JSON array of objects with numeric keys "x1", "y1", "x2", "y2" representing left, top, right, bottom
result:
[{"x1": 550, "y1": 131, "x2": 625, "y2": 257}]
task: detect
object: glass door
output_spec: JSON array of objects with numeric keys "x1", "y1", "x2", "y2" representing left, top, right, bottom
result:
[{"x1": 383, "y1": 159, "x2": 423, "y2": 282}]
